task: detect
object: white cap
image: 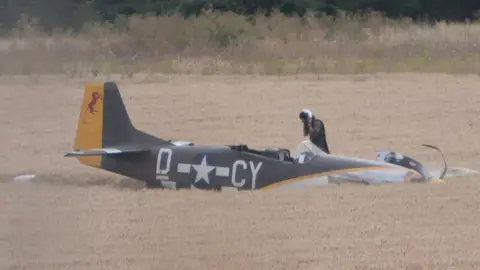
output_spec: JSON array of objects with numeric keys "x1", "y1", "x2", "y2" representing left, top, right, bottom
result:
[{"x1": 300, "y1": 109, "x2": 313, "y2": 119}]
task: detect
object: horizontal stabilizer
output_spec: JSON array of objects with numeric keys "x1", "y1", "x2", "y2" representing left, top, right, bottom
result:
[{"x1": 65, "y1": 146, "x2": 151, "y2": 157}]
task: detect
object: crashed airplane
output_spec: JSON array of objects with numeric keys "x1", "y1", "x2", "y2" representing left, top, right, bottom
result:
[{"x1": 65, "y1": 82, "x2": 459, "y2": 191}]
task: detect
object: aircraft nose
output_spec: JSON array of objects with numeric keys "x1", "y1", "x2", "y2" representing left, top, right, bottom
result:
[{"x1": 430, "y1": 178, "x2": 445, "y2": 184}]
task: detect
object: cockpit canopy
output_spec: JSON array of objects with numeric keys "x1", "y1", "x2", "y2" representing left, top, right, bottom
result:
[{"x1": 295, "y1": 140, "x2": 329, "y2": 163}]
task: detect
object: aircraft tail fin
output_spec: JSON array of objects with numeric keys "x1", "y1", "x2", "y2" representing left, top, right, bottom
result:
[{"x1": 69, "y1": 82, "x2": 169, "y2": 168}]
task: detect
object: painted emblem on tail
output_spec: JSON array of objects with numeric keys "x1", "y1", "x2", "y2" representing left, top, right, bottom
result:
[{"x1": 86, "y1": 92, "x2": 103, "y2": 115}]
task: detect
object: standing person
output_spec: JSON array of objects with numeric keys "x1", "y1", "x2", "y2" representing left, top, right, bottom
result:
[{"x1": 299, "y1": 109, "x2": 330, "y2": 154}]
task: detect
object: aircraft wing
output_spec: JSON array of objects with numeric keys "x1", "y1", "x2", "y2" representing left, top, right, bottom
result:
[{"x1": 64, "y1": 145, "x2": 152, "y2": 157}]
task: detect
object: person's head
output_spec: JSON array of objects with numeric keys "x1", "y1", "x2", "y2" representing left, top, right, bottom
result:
[{"x1": 299, "y1": 109, "x2": 314, "y2": 124}]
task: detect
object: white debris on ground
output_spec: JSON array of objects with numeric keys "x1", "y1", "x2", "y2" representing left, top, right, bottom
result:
[
  {"x1": 13, "y1": 174, "x2": 36, "y2": 183},
  {"x1": 430, "y1": 167, "x2": 479, "y2": 179}
]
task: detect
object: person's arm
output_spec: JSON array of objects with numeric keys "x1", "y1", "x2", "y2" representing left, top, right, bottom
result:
[
  {"x1": 303, "y1": 123, "x2": 309, "y2": 137},
  {"x1": 308, "y1": 121, "x2": 323, "y2": 139}
]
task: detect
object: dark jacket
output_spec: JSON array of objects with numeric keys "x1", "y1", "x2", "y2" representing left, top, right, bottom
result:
[{"x1": 303, "y1": 118, "x2": 330, "y2": 154}]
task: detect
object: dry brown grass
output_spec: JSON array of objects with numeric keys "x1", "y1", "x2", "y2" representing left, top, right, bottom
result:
[
  {"x1": 1, "y1": 74, "x2": 480, "y2": 269},
  {"x1": 1, "y1": 12, "x2": 480, "y2": 76}
]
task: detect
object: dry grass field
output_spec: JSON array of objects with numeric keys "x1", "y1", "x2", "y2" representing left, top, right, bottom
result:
[
  {"x1": 1, "y1": 9, "x2": 480, "y2": 270},
  {"x1": 2, "y1": 12, "x2": 480, "y2": 75},
  {"x1": 1, "y1": 73, "x2": 480, "y2": 269}
]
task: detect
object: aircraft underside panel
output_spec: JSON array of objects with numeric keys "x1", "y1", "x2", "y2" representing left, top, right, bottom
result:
[{"x1": 262, "y1": 168, "x2": 423, "y2": 189}]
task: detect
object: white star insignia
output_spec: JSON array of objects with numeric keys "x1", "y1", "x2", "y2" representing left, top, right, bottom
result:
[{"x1": 192, "y1": 155, "x2": 215, "y2": 184}]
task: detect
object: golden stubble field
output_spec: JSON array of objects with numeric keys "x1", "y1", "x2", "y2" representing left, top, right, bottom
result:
[{"x1": 1, "y1": 73, "x2": 480, "y2": 269}]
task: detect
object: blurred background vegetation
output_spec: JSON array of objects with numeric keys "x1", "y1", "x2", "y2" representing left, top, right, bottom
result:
[
  {"x1": 1, "y1": 0, "x2": 479, "y2": 33},
  {"x1": 1, "y1": 0, "x2": 479, "y2": 75}
]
